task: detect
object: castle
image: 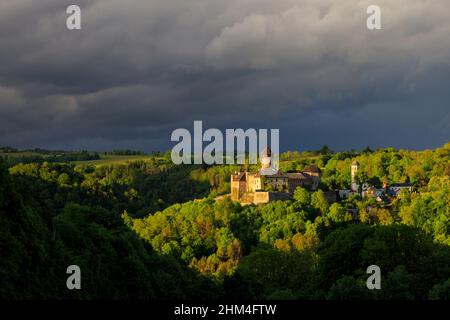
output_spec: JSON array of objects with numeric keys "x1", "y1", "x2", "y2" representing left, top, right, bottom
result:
[
  {"x1": 231, "y1": 153, "x2": 412, "y2": 205},
  {"x1": 230, "y1": 148, "x2": 321, "y2": 204}
]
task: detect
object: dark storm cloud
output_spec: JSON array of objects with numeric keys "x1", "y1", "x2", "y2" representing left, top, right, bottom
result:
[{"x1": 0, "y1": 0, "x2": 449, "y2": 151}]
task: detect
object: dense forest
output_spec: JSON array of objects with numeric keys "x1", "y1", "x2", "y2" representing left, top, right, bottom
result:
[{"x1": 0, "y1": 143, "x2": 449, "y2": 299}]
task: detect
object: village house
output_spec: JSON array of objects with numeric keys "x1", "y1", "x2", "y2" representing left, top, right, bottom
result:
[{"x1": 338, "y1": 161, "x2": 413, "y2": 203}]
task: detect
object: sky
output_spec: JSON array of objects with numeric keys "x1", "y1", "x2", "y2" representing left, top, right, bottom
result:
[{"x1": 0, "y1": 0, "x2": 449, "y2": 152}]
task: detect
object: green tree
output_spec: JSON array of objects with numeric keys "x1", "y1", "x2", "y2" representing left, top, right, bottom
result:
[
  {"x1": 57, "y1": 173, "x2": 71, "y2": 186},
  {"x1": 429, "y1": 278, "x2": 450, "y2": 300},
  {"x1": 381, "y1": 266, "x2": 414, "y2": 299},
  {"x1": 327, "y1": 203, "x2": 350, "y2": 223},
  {"x1": 311, "y1": 190, "x2": 329, "y2": 215},
  {"x1": 327, "y1": 276, "x2": 372, "y2": 300},
  {"x1": 293, "y1": 187, "x2": 310, "y2": 207}
]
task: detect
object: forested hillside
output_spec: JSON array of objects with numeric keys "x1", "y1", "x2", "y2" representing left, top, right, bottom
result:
[{"x1": 0, "y1": 144, "x2": 449, "y2": 299}]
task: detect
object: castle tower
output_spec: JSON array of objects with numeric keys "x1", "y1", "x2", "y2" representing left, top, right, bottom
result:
[
  {"x1": 351, "y1": 160, "x2": 359, "y2": 192},
  {"x1": 260, "y1": 147, "x2": 271, "y2": 170}
]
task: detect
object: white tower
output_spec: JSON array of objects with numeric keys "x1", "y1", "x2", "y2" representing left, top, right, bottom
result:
[
  {"x1": 260, "y1": 147, "x2": 271, "y2": 170},
  {"x1": 351, "y1": 160, "x2": 360, "y2": 192},
  {"x1": 260, "y1": 147, "x2": 277, "y2": 175}
]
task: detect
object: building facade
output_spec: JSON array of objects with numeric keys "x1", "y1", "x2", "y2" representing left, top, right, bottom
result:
[{"x1": 230, "y1": 149, "x2": 321, "y2": 204}]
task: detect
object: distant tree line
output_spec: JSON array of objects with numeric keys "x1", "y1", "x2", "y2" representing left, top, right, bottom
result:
[
  {"x1": 105, "y1": 149, "x2": 146, "y2": 156},
  {"x1": 1, "y1": 151, "x2": 100, "y2": 165}
]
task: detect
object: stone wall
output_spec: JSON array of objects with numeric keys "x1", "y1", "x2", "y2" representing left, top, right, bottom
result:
[{"x1": 253, "y1": 191, "x2": 291, "y2": 204}]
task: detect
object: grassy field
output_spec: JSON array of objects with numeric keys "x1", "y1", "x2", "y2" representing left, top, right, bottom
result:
[
  {"x1": 0, "y1": 151, "x2": 52, "y2": 158},
  {"x1": 1, "y1": 149, "x2": 321, "y2": 168},
  {"x1": 0, "y1": 151, "x2": 156, "y2": 166},
  {"x1": 71, "y1": 154, "x2": 152, "y2": 166}
]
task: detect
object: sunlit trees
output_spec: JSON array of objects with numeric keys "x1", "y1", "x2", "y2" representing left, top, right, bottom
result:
[
  {"x1": 293, "y1": 187, "x2": 310, "y2": 207},
  {"x1": 311, "y1": 190, "x2": 329, "y2": 215},
  {"x1": 327, "y1": 203, "x2": 351, "y2": 223}
]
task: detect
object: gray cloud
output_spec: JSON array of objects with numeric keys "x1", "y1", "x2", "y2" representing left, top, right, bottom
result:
[{"x1": 0, "y1": 0, "x2": 449, "y2": 151}]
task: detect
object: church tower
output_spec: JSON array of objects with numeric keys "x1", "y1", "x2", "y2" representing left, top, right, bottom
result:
[{"x1": 351, "y1": 160, "x2": 360, "y2": 192}]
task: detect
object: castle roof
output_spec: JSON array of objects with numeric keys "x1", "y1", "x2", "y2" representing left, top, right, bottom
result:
[
  {"x1": 389, "y1": 183, "x2": 413, "y2": 188},
  {"x1": 247, "y1": 172, "x2": 261, "y2": 178},
  {"x1": 267, "y1": 174, "x2": 288, "y2": 179},
  {"x1": 264, "y1": 170, "x2": 287, "y2": 178},
  {"x1": 286, "y1": 172, "x2": 309, "y2": 180},
  {"x1": 303, "y1": 165, "x2": 320, "y2": 173},
  {"x1": 231, "y1": 172, "x2": 246, "y2": 181}
]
